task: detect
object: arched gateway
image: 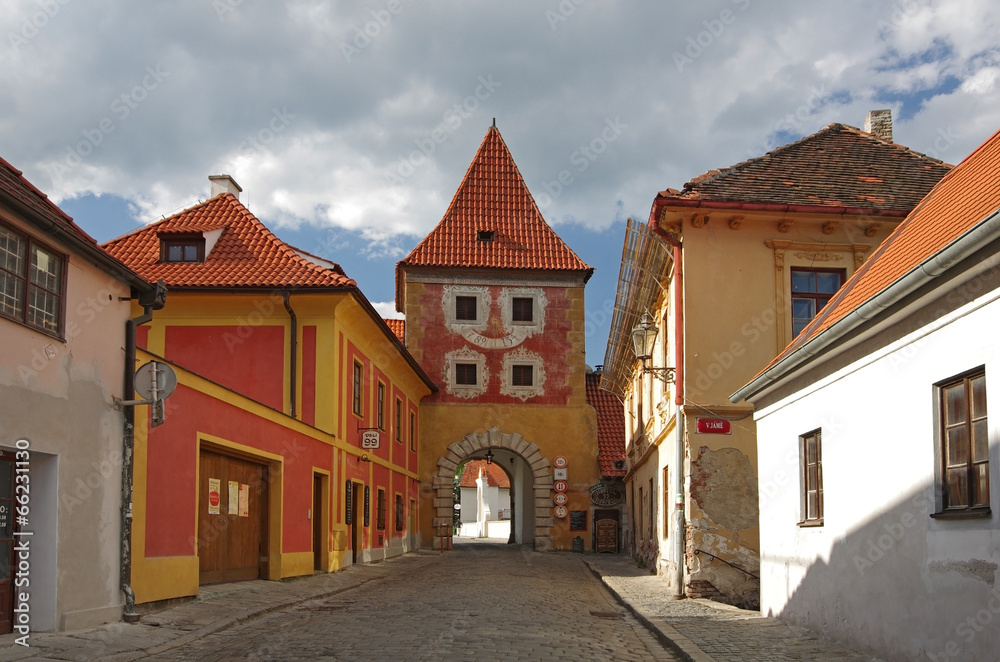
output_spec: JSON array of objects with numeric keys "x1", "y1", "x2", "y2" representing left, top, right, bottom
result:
[{"x1": 432, "y1": 427, "x2": 554, "y2": 551}]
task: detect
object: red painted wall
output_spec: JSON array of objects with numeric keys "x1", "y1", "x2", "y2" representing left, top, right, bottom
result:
[
  {"x1": 164, "y1": 325, "x2": 285, "y2": 410},
  {"x1": 301, "y1": 325, "x2": 316, "y2": 426}
]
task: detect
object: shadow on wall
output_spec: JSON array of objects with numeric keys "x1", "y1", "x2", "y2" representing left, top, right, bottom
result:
[{"x1": 772, "y1": 482, "x2": 1000, "y2": 662}]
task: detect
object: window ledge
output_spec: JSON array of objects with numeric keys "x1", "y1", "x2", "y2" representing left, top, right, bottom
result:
[
  {"x1": 797, "y1": 519, "x2": 824, "y2": 528},
  {"x1": 930, "y1": 507, "x2": 992, "y2": 520}
]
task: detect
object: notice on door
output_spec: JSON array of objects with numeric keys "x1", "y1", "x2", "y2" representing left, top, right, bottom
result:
[
  {"x1": 228, "y1": 481, "x2": 239, "y2": 515},
  {"x1": 238, "y1": 483, "x2": 249, "y2": 517},
  {"x1": 208, "y1": 478, "x2": 221, "y2": 515}
]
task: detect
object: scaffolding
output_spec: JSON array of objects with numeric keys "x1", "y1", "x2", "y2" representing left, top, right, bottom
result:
[{"x1": 600, "y1": 217, "x2": 673, "y2": 398}]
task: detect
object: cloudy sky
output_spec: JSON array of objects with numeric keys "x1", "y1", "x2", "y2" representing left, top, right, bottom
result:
[{"x1": 2, "y1": 0, "x2": 998, "y2": 365}]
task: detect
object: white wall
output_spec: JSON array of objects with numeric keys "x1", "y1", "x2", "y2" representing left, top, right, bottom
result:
[{"x1": 754, "y1": 292, "x2": 1000, "y2": 661}]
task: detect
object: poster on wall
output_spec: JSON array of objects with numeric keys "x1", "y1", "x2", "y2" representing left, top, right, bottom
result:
[
  {"x1": 238, "y1": 483, "x2": 249, "y2": 517},
  {"x1": 208, "y1": 478, "x2": 221, "y2": 515},
  {"x1": 228, "y1": 481, "x2": 239, "y2": 515}
]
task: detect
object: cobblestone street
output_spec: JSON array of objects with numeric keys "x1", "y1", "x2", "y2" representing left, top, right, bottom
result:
[{"x1": 141, "y1": 541, "x2": 679, "y2": 662}]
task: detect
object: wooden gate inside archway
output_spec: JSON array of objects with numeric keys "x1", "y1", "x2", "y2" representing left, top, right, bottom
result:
[{"x1": 432, "y1": 426, "x2": 554, "y2": 551}]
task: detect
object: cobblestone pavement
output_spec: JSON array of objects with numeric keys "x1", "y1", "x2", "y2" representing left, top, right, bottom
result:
[
  {"x1": 586, "y1": 555, "x2": 884, "y2": 662},
  {"x1": 0, "y1": 543, "x2": 886, "y2": 661}
]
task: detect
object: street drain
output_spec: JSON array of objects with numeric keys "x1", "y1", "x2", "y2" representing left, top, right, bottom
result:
[{"x1": 589, "y1": 610, "x2": 624, "y2": 619}]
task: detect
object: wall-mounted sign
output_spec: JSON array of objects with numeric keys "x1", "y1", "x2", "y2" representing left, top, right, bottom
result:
[
  {"x1": 553, "y1": 468, "x2": 567, "y2": 480},
  {"x1": 361, "y1": 431, "x2": 381, "y2": 449},
  {"x1": 228, "y1": 481, "x2": 239, "y2": 515},
  {"x1": 554, "y1": 455, "x2": 568, "y2": 468},
  {"x1": 553, "y1": 480, "x2": 568, "y2": 493},
  {"x1": 208, "y1": 478, "x2": 221, "y2": 515},
  {"x1": 697, "y1": 418, "x2": 732, "y2": 434},
  {"x1": 589, "y1": 483, "x2": 623, "y2": 506},
  {"x1": 553, "y1": 493, "x2": 568, "y2": 506},
  {"x1": 554, "y1": 505, "x2": 568, "y2": 518},
  {"x1": 238, "y1": 484, "x2": 249, "y2": 517},
  {"x1": 345, "y1": 481, "x2": 353, "y2": 525}
]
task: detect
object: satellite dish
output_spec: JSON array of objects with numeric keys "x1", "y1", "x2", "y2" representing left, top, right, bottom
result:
[{"x1": 135, "y1": 361, "x2": 177, "y2": 401}]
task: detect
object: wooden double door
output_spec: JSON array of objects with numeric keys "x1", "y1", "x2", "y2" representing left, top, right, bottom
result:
[{"x1": 198, "y1": 449, "x2": 269, "y2": 585}]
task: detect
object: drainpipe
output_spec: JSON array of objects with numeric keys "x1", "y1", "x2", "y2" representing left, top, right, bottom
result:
[
  {"x1": 652, "y1": 217, "x2": 686, "y2": 599},
  {"x1": 120, "y1": 280, "x2": 165, "y2": 623},
  {"x1": 282, "y1": 291, "x2": 297, "y2": 419}
]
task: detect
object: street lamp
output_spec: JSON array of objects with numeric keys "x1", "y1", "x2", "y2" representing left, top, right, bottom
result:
[
  {"x1": 631, "y1": 310, "x2": 675, "y2": 383},
  {"x1": 485, "y1": 448, "x2": 494, "y2": 465}
]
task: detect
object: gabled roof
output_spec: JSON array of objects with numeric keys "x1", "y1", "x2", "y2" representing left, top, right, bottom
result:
[
  {"x1": 587, "y1": 371, "x2": 626, "y2": 478},
  {"x1": 397, "y1": 126, "x2": 593, "y2": 287},
  {"x1": 459, "y1": 460, "x2": 511, "y2": 488},
  {"x1": 734, "y1": 126, "x2": 1000, "y2": 402},
  {"x1": 656, "y1": 123, "x2": 952, "y2": 215},
  {"x1": 384, "y1": 318, "x2": 405, "y2": 341},
  {"x1": 102, "y1": 193, "x2": 355, "y2": 289}
]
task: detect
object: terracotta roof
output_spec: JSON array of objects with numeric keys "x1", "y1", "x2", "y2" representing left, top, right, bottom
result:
[
  {"x1": 102, "y1": 193, "x2": 355, "y2": 289},
  {"x1": 459, "y1": 460, "x2": 511, "y2": 488},
  {"x1": 0, "y1": 156, "x2": 97, "y2": 246},
  {"x1": 383, "y1": 318, "x2": 405, "y2": 341},
  {"x1": 587, "y1": 371, "x2": 626, "y2": 478},
  {"x1": 755, "y1": 126, "x2": 1000, "y2": 380},
  {"x1": 657, "y1": 123, "x2": 952, "y2": 213},
  {"x1": 397, "y1": 125, "x2": 593, "y2": 277}
]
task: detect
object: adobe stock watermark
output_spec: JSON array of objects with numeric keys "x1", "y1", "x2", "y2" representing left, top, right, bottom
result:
[
  {"x1": 341, "y1": 0, "x2": 409, "y2": 63},
  {"x1": 236, "y1": 107, "x2": 296, "y2": 157},
  {"x1": 533, "y1": 117, "x2": 628, "y2": 208},
  {"x1": 43, "y1": 65, "x2": 169, "y2": 183},
  {"x1": 774, "y1": 85, "x2": 826, "y2": 135},
  {"x1": 876, "y1": 0, "x2": 928, "y2": 38},
  {"x1": 214, "y1": 0, "x2": 243, "y2": 21},
  {"x1": 7, "y1": 0, "x2": 71, "y2": 56},
  {"x1": 383, "y1": 75, "x2": 501, "y2": 186},
  {"x1": 673, "y1": 0, "x2": 751, "y2": 73},
  {"x1": 545, "y1": 0, "x2": 587, "y2": 31}
]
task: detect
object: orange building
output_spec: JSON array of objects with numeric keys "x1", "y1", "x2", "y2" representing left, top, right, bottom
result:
[{"x1": 103, "y1": 176, "x2": 434, "y2": 603}]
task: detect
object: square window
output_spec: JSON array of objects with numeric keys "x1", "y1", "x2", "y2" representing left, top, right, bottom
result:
[
  {"x1": 455, "y1": 363, "x2": 477, "y2": 385},
  {"x1": 0, "y1": 224, "x2": 64, "y2": 336},
  {"x1": 512, "y1": 297, "x2": 533, "y2": 322},
  {"x1": 455, "y1": 296, "x2": 477, "y2": 321},
  {"x1": 161, "y1": 236, "x2": 205, "y2": 263},
  {"x1": 512, "y1": 364, "x2": 533, "y2": 387},
  {"x1": 936, "y1": 369, "x2": 990, "y2": 516},
  {"x1": 799, "y1": 429, "x2": 823, "y2": 525},
  {"x1": 790, "y1": 268, "x2": 844, "y2": 338}
]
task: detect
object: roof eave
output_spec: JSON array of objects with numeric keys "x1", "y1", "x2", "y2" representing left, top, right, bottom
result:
[{"x1": 653, "y1": 197, "x2": 912, "y2": 218}]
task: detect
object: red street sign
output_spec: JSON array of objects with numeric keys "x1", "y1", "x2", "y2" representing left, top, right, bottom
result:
[
  {"x1": 696, "y1": 418, "x2": 731, "y2": 434},
  {"x1": 553, "y1": 480, "x2": 568, "y2": 493}
]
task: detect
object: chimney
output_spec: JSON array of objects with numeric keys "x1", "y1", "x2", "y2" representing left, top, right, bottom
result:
[
  {"x1": 864, "y1": 109, "x2": 893, "y2": 143},
  {"x1": 208, "y1": 174, "x2": 242, "y2": 200}
]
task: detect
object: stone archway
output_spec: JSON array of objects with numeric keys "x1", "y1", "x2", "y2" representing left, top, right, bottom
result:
[{"x1": 432, "y1": 426, "x2": 554, "y2": 551}]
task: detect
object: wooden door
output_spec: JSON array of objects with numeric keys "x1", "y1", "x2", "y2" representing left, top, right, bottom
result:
[
  {"x1": 0, "y1": 458, "x2": 14, "y2": 634},
  {"x1": 198, "y1": 450, "x2": 267, "y2": 585},
  {"x1": 313, "y1": 474, "x2": 322, "y2": 571},
  {"x1": 595, "y1": 509, "x2": 620, "y2": 553}
]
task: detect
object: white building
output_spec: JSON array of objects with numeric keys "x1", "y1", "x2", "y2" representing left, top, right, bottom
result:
[
  {"x1": 458, "y1": 459, "x2": 510, "y2": 538},
  {"x1": 732, "y1": 127, "x2": 1000, "y2": 661}
]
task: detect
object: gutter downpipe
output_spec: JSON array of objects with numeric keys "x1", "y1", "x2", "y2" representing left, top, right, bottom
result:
[
  {"x1": 283, "y1": 291, "x2": 297, "y2": 419},
  {"x1": 121, "y1": 304, "x2": 153, "y2": 623},
  {"x1": 651, "y1": 209, "x2": 686, "y2": 599}
]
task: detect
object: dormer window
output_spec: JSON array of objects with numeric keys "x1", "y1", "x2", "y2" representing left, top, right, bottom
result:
[
  {"x1": 161, "y1": 234, "x2": 205, "y2": 263},
  {"x1": 477, "y1": 230, "x2": 494, "y2": 242}
]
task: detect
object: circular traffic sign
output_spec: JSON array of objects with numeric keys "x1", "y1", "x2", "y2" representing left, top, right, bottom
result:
[
  {"x1": 554, "y1": 455, "x2": 568, "y2": 468},
  {"x1": 554, "y1": 505, "x2": 568, "y2": 518},
  {"x1": 554, "y1": 480, "x2": 568, "y2": 493},
  {"x1": 553, "y1": 493, "x2": 568, "y2": 506}
]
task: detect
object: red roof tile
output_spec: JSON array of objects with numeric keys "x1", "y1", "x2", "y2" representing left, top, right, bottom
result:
[
  {"x1": 398, "y1": 126, "x2": 593, "y2": 276},
  {"x1": 102, "y1": 193, "x2": 355, "y2": 289},
  {"x1": 657, "y1": 124, "x2": 952, "y2": 213},
  {"x1": 0, "y1": 156, "x2": 97, "y2": 246},
  {"x1": 459, "y1": 460, "x2": 511, "y2": 488},
  {"x1": 384, "y1": 318, "x2": 405, "y2": 341},
  {"x1": 761, "y1": 126, "x2": 1000, "y2": 375},
  {"x1": 587, "y1": 371, "x2": 626, "y2": 478}
]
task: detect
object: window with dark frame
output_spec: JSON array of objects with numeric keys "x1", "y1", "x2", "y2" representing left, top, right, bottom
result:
[
  {"x1": 395, "y1": 494, "x2": 404, "y2": 531},
  {"x1": 512, "y1": 297, "x2": 533, "y2": 322},
  {"x1": 352, "y1": 361, "x2": 363, "y2": 416},
  {"x1": 409, "y1": 411, "x2": 416, "y2": 452},
  {"x1": 376, "y1": 488, "x2": 386, "y2": 530},
  {"x1": 395, "y1": 398, "x2": 402, "y2": 442},
  {"x1": 800, "y1": 429, "x2": 823, "y2": 525},
  {"x1": 377, "y1": 382, "x2": 385, "y2": 429},
  {"x1": 477, "y1": 230, "x2": 494, "y2": 242},
  {"x1": 160, "y1": 235, "x2": 205, "y2": 263},
  {"x1": 455, "y1": 295, "x2": 477, "y2": 321},
  {"x1": 455, "y1": 363, "x2": 477, "y2": 386},
  {"x1": 512, "y1": 364, "x2": 533, "y2": 387},
  {"x1": 0, "y1": 224, "x2": 65, "y2": 336},
  {"x1": 791, "y1": 268, "x2": 844, "y2": 337},
  {"x1": 938, "y1": 369, "x2": 989, "y2": 515}
]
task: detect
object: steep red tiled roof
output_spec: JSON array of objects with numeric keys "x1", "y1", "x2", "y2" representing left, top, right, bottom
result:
[
  {"x1": 398, "y1": 126, "x2": 593, "y2": 276},
  {"x1": 587, "y1": 371, "x2": 626, "y2": 478},
  {"x1": 657, "y1": 124, "x2": 952, "y2": 213},
  {"x1": 459, "y1": 460, "x2": 511, "y2": 488},
  {"x1": 384, "y1": 318, "x2": 405, "y2": 341},
  {"x1": 0, "y1": 156, "x2": 97, "y2": 246},
  {"x1": 760, "y1": 126, "x2": 1000, "y2": 375},
  {"x1": 102, "y1": 193, "x2": 355, "y2": 289}
]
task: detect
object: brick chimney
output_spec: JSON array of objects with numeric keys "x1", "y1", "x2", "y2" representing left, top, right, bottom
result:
[
  {"x1": 209, "y1": 174, "x2": 242, "y2": 200},
  {"x1": 864, "y1": 109, "x2": 893, "y2": 143}
]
